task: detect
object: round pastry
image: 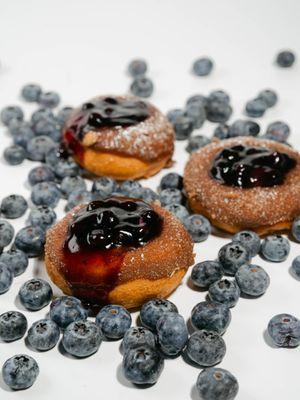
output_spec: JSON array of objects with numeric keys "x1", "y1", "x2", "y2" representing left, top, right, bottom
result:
[
  {"x1": 45, "y1": 197, "x2": 194, "y2": 309},
  {"x1": 62, "y1": 95, "x2": 174, "y2": 180},
  {"x1": 184, "y1": 137, "x2": 300, "y2": 235}
]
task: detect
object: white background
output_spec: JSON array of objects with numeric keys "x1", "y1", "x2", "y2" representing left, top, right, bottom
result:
[{"x1": 0, "y1": 0, "x2": 300, "y2": 399}]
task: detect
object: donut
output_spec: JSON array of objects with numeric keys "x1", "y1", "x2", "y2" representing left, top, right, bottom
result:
[
  {"x1": 62, "y1": 95, "x2": 174, "y2": 180},
  {"x1": 45, "y1": 197, "x2": 194, "y2": 309},
  {"x1": 184, "y1": 137, "x2": 300, "y2": 235}
]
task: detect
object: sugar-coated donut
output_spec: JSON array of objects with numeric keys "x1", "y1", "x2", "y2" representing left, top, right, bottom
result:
[
  {"x1": 63, "y1": 95, "x2": 174, "y2": 180},
  {"x1": 45, "y1": 197, "x2": 194, "y2": 309},
  {"x1": 184, "y1": 137, "x2": 300, "y2": 235}
]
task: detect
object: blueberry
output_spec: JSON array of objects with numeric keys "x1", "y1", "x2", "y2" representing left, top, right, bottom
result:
[
  {"x1": 166, "y1": 109, "x2": 185, "y2": 124},
  {"x1": 39, "y1": 91, "x2": 60, "y2": 108},
  {"x1": 265, "y1": 121, "x2": 290, "y2": 143},
  {"x1": 258, "y1": 89, "x2": 278, "y2": 108},
  {"x1": 0, "y1": 262, "x2": 13, "y2": 294},
  {"x1": 0, "y1": 248, "x2": 28, "y2": 276},
  {"x1": 140, "y1": 188, "x2": 159, "y2": 204},
  {"x1": 33, "y1": 116, "x2": 62, "y2": 142},
  {"x1": 208, "y1": 279, "x2": 240, "y2": 308},
  {"x1": 62, "y1": 320, "x2": 102, "y2": 357},
  {"x1": 140, "y1": 298, "x2": 178, "y2": 331},
  {"x1": 208, "y1": 90, "x2": 230, "y2": 104},
  {"x1": 186, "y1": 135, "x2": 211, "y2": 153},
  {"x1": 1, "y1": 194, "x2": 28, "y2": 219},
  {"x1": 185, "y1": 103, "x2": 206, "y2": 128},
  {"x1": 291, "y1": 255, "x2": 300, "y2": 279},
  {"x1": 122, "y1": 327, "x2": 156, "y2": 353},
  {"x1": 196, "y1": 367, "x2": 239, "y2": 400},
  {"x1": 122, "y1": 345, "x2": 164, "y2": 385},
  {"x1": 232, "y1": 230, "x2": 261, "y2": 257},
  {"x1": 128, "y1": 59, "x2": 147, "y2": 77},
  {"x1": 292, "y1": 217, "x2": 300, "y2": 241},
  {"x1": 159, "y1": 188, "x2": 183, "y2": 207},
  {"x1": 184, "y1": 214, "x2": 211, "y2": 242},
  {"x1": 276, "y1": 50, "x2": 296, "y2": 68},
  {"x1": 31, "y1": 181, "x2": 60, "y2": 208},
  {"x1": 228, "y1": 120, "x2": 260, "y2": 137},
  {"x1": 206, "y1": 101, "x2": 232, "y2": 123},
  {"x1": 52, "y1": 157, "x2": 80, "y2": 179},
  {"x1": 191, "y1": 261, "x2": 224, "y2": 289},
  {"x1": 0, "y1": 219, "x2": 14, "y2": 248},
  {"x1": 235, "y1": 264, "x2": 270, "y2": 296},
  {"x1": 65, "y1": 189, "x2": 93, "y2": 211},
  {"x1": 0, "y1": 311, "x2": 27, "y2": 341},
  {"x1": 60, "y1": 176, "x2": 86, "y2": 198},
  {"x1": 193, "y1": 57, "x2": 214, "y2": 76},
  {"x1": 156, "y1": 313, "x2": 188, "y2": 356},
  {"x1": 186, "y1": 94, "x2": 208, "y2": 108},
  {"x1": 117, "y1": 180, "x2": 142, "y2": 198},
  {"x1": 159, "y1": 172, "x2": 183, "y2": 191},
  {"x1": 27, "y1": 319, "x2": 60, "y2": 351},
  {"x1": 28, "y1": 205, "x2": 57, "y2": 231},
  {"x1": 31, "y1": 107, "x2": 54, "y2": 124},
  {"x1": 14, "y1": 226, "x2": 45, "y2": 257},
  {"x1": 96, "y1": 304, "x2": 131, "y2": 339},
  {"x1": 191, "y1": 301, "x2": 231, "y2": 334},
  {"x1": 1, "y1": 106, "x2": 23, "y2": 126},
  {"x1": 130, "y1": 77, "x2": 153, "y2": 98},
  {"x1": 4, "y1": 145, "x2": 26, "y2": 165},
  {"x1": 268, "y1": 314, "x2": 300, "y2": 347},
  {"x1": 186, "y1": 330, "x2": 226, "y2": 367},
  {"x1": 2, "y1": 354, "x2": 39, "y2": 390},
  {"x1": 9, "y1": 121, "x2": 35, "y2": 148},
  {"x1": 21, "y1": 83, "x2": 42, "y2": 102},
  {"x1": 29, "y1": 166, "x2": 55, "y2": 190},
  {"x1": 218, "y1": 242, "x2": 251, "y2": 276},
  {"x1": 91, "y1": 176, "x2": 117, "y2": 198},
  {"x1": 260, "y1": 234, "x2": 290, "y2": 262},
  {"x1": 213, "y1": 124, "x2": 231, "y2": 139},
  {"x1": 50, "y1": 296, "x2": 87, "y2": 329},
  {"x1": 26, "y1": 135, "x2": 56, "y2": 161},
  {"x1": 173, "y1": 115, "x2": 194, "y2": 140},
  {"x1": 164, "y1": 203, "x2": 189, "y2": 223},
  {"x1": 56, "y1": 106, "x2": 74, "y2": 125},
  {"x1": 245, "y1": 98, "x2": 267, "y2": 118},
  {"x1": 19, "y1": 278, "x2": 53, "y2": 311}
]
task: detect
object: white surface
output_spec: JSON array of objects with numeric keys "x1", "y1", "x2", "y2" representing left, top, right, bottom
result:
[{"x1": 0, "y1": 0, "x2": 300, "y2": 399}]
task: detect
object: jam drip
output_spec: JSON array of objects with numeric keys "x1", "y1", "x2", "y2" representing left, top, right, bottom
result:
[{"x1": 210, "y1": 145, "x2": 296, "y2": 188}]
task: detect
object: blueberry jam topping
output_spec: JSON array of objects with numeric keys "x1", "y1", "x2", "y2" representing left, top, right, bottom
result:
[{"x1": 210, "y1": 145, "x2": 296, "y2": 188}]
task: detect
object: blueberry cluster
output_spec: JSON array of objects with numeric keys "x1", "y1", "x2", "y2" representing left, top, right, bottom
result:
[
  {"x1": 245, "y1": 88, "x2": 278, "y2": 118},
  {"x1": 127, "y1": 59, "x2": 154, "y2": 98}
]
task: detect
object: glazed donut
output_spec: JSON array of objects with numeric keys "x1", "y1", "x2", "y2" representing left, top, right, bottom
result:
[
  {"x1": 45, "y1": 197, "x2": 194, "y2": 309},
  {"x1": 184, "y1": 137, "x2": 300, "y2": 235},
  {"x1": 62, "y1": 95, "x2": 174, "y2": 180}
]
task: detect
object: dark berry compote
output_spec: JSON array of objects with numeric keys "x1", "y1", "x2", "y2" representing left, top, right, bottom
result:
[
  {"x1": 210, "y1": 145, "x2": 296, "y2": 188},
  {"x1": 63, "y1": 197, "x2": 162, "y2": 305}
]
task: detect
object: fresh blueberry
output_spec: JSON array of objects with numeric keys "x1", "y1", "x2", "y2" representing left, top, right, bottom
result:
[
  {"x1": 0, "y1": 311, "x2": 27, "y2": 341},
  {"x1": 166, "y1": 109, "x2": 185, "y2": 124},
  {"x1": 208, "y1": 90, "x2": 230, "y2": 104},
  {"x1": 1, "y1": 106, "x2": 23, "y2": 126},
  {"x1": 52, "y1": 157, "x2": 80, "y2": 179},
  {"x1": 0, "y1": 248, "x2": 28, "y2": 276},
  {"x1": 191, "y1": 261, "x2": 223, "y2": 289},
  {"x1": 213, "y1": 124, "x2": 231, "y2": 139},
  {"x1": 265, "y1": 121, "x2": 290, "y2": 143},
  {"x1": 62, "y1": 320, "x2": 102, "y2": 357},
  {"x1": 50, "y1": 296, "x2": 88, "y2": 329},
  {"x1": 60, "y1": 176, "x2": 86, "y2": 198},
  {"x1": 186, "y1": 330, "x2": 226, "y2": 367},
  {"x1": 228, "y1": 120, "x2": 260, "y2": 137},
  {"x1": 28, "y1": 206, "x2": 56, "y2": 231},
  {"x1": 9, "y1": 121, "x2": 34, "y2": 148},
  {"x1": 27, "y1": 319, "x2": 60, "y2": 351},
  {"x1": 26, "y1": 135, "x2": 56, "y2": 161},
  {"x1": 192, "y1": 57, "x2": 214, "y2": 76},
  {"x1": 184, "y1": 214, "x2": 211, "y2": 242},
  {"x1": 276, "y1": 50, "x2": 296, "y2": 68},
  {"x1": 122, "y1": 345, "x2": 164, "y2": 385},
  {"x1": 117, "y1": 180, "x2": 142, "y2": 198},
  {"x1": 91, "y1": 176, "x2": 117, "y2": 198},
  {"x1": 159, "y1": 172, "x2": 183, "y2": 191},
  {"x1": 140, "y1": 298, "x2": 178, "y2": 331},
  {"x1": 260, "y1": 235, "x2": 290, "y2": 262},
  {"x1": 14, "y1": 226, "x2": 45, "y2": 257},
  {"x1": 292, "y1": 217, "x2": 300, "y2": 242},
  {"x1": 245, "y1": 98, "x2": 267, "y2": 118},
  {"x1": 65, "y1": 189, "x2": 93, "y2": 211},
  {"x1": 29, "y1": 166, "x2": 55, "y2": 187},
  {"x1": 128, "y1": 59, "x2": 147, "y2": 77},
  {"x1": 186, "y1": 135, "x2": 211, "y2": 153},
  {"x1": 31, "y1": 107, "x2": 54, "y2": 124},
  {"x1": 0, "y1": 262, "x2": 13, "y2": 294},
  {"x1": 31, "y1": 181, "x2": 60, "y2": 208},
  {"x1": 206, "y1": 101, "x2": 232, "y2": 123},
  {"x1": 39, "y1": 91, "x2": 60, "y2": 108},
  {"x1": 218, "y1": 242, "x2": 251, "y2": 276},
  {"x1": 258, "y1": 89, "x2": 278, "y2": 108},
  {"x1": 173, "y1": 115, "x2": 194, "y2": 140},
  {"x1": 122, "y1": 327, "x2": 156, "y2": 353},
  {"x1": 185, "y1": 103, "x2": 206, "y2": 129},
  {"x1": 208, "y1": 279, "x2": 240, "y2": 308},
  {"x1": 164, "y1": 203, "x2": 189, "y2": 223},
  {"x1": 232, "y1": 230, "x2": 261, "y2": 257},
  {"x1": 156, "y1": 313, "x2": 188, "y2": 356},
  {"x1": 0, "y1": 219, "x2": 14, "y2": 248},
  {"x1": 3, "y1": 145, "x2": 26, "y2": 165},
  {"x1": 2, "y1": 354, "x2": 39, "y2": 390},
  {"x1": 291, "y1": 255, "x2": 300, "y2": 279},
  {"x1": 56, "y1": 106, "x2": 74, "y2": 125},
  {"x1": 1, "y1": 194, "x2": 28, "y2": 219},
  {"x1": 235, "y1": 264, "x2": 270, "y2": 296},
  {"x1": 21, "y1": 83, "x2": 42, "y2": 102},
  {"x1": 130, "y1": 77, "x2": 154, "y2": 98},
  {"x1": 186, "y1": 94, "x2": 208, "y2": 108},
  {"x1": 268, "y1": 314, "x2": 300, "y2": 347},
  {"x1": 33, "y1": 116, "x2": 61, "y2": 142},
  {"x1": 140, "y1": 187, "x2": 159, "y2": 203},
  {"x1": 191, "y1": 301, "x2": 231, "y2": 334},
  {"x1": 159, "y1": 188, "x2": 183, "y2": 207},
  {"x1": 196, "y1": 367, "x2": 239, "y2": 400},
  {"x1": 19, "y1": 278, "x2": 53, "y2": 311},
  {"x1": 96, "y1": 304, "x2": 131, "y2": 340}
]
